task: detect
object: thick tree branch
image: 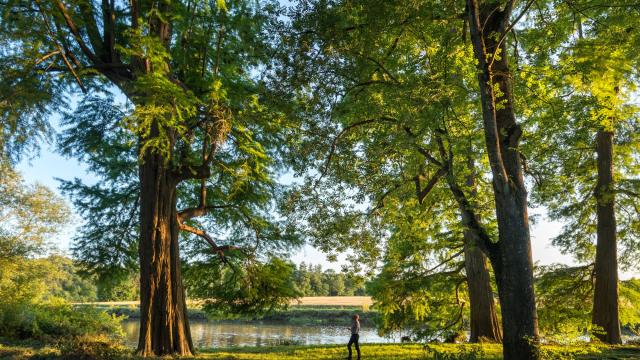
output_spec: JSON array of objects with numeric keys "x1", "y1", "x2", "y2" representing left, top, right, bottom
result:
[
  {"x1": 52, "y1": 0, "x2": 101, "y2": 65},
  {"x1": 101, "y1": 0, "x2": 117, "y2": 63},
  {"x1": 34, "y1": 1, "x2": 86, "y2": 92},
  {"x1": 173, "y1": 163, "x2": 211, "y2": 182},
  {"x1": 77, "y1": 0, "x2": 106, "y2": 59},
  {"x1": 36, "y1": 63, "x2": 132, "y2": 72},
  {"x1": 177, "y1": 204, "x2": 234, "y2": 222},
  {"x1": 466, "y1": 0, "x2": 510, "y2": 185},
  {"x1": 177, "y1": 222, "x2": 239, "y2": 263},
  {"x1": 414, "y1": 168, "x2": 447, "y2": 204}
]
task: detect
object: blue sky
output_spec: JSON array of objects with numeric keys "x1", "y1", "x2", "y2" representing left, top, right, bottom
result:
[{"x1": 16, "y1": 119, "x2": 639, "y2": 279}]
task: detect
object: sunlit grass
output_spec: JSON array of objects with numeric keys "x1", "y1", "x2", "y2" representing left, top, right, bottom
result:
[
  {"x1": 195, "y1": 343, "x2": 640, "y2": 360},
  {"x1": 3, "y1": 341, "x2": 640, "y2": 359}
]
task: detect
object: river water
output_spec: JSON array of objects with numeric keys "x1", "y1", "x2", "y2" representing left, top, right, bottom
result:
[{"x1": 122, "y1": 319, "x2": 399, "y2": 348}]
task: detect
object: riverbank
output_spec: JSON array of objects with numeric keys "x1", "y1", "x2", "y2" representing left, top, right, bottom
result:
[
  {"x1": 3, "y1": 342, "x2": 640, "y2": 359},
  {"x1": 80, "y1": 302, "x2": 379, "y2": 327}
]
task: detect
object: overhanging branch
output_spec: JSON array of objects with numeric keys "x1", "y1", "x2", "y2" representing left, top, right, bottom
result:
[
  {"x1": 177, "y1": 222, "x2": 239, "y2": 263},
  {"x1": 177, "y1": 204, "x2": 235, "y2": 222}
]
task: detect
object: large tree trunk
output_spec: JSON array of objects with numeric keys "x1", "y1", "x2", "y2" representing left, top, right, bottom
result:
[
  {"x1": 460, "y1": 157, "x2": 502, "y2": 343},
  {"x1": 464, "y1": 242, "x2": 502, "y2": 342},
  {"x1": 137, "y1": 151, "x2": 194, "y2": 356},
  {"x1": 466, "y1": 1, "x2": 539, "y2": 359},
  {"x1": 491, "y1": 186, "x2": 538, "y2": 359},
  {"x1": 592, "y1": 129, "x2": 621, "y2": 344}
]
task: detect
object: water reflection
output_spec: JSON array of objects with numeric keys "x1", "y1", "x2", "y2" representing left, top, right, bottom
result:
[{"x1": 122, "y1": 319, "x2": 397, "y2": 348}]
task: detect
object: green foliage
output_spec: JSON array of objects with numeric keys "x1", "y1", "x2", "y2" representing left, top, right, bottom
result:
[
  {"x1": 9, "y1": 255, "x2": 99, "y2": 303},
  {"x1": 57, "y1": 96, "x2": 140, "y2": 287},
  {"x1": 2, "y1": 0, "x2": 640, "y2": 350},
  {"x1": 0, "y1": 161, "x2": 123, "y2": 355},
  {"x1": 56, "y1": 334, "x2": 129, "y2": 360},
  {"x1": 0, "y1": 160, "x2": 72, "y2": 305},
  {"x1": 368, "y1": 253, "x2": 467, "y2": 341},
  {"x1": 0, "y1": 301, "x2": 127, "y2": 360},
  {"x1": 619, "y1": 278, "x2": 640, "y2": 335},
  {"x1": 43, "y1": 256, "x2": 98, "y2": 302},
  {"x1": 0, "y1": 29, "x2": 62, "y2": 161},
  {"x1": 2, "y1": 0, "x2": 305, "y2": 328},
  {"x1": 184, "y1": 257, "x2": 301, "y2": 316},
  {"x1": 292, "y1": 263, "x2": 366, "y2": 296},
  {"x1": 0, "y1": 300, "x2": 123, "y2": 342},
  {"x1": 535, "y1": 264, "x2": 640, "y2": 339},
  {"x1": 274, "y1": 0, "x2": 500, "y2": 342},
  {"x1": 94, "y1": 271, "x2": 138, "y2": 302},
  {"x1": 35, "y1": 0, "x2": 304, "y2": 315},
  {"x1": 534, "y1": 265, "x2": 593, "y2": 338},
  {"x1": 0, "y1": 159, "x2": 70, "y2": 262},
  {"x1": 519, "y1": 0, "x2": 640, "y2": 270}
]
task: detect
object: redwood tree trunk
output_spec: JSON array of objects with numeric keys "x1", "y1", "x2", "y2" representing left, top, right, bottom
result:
[
  {"x1": 137, "y1": 152, "x2": 194, "y2": 356},
  {"x1": 466, "y1": 1, "x2": 539, "y2": 359},
  {"x1": 592, "y1": 129, "x2": 621, "y2": 344},
  {"x1": 464, "y1": 241, "x2": 502, "y2": 342}
]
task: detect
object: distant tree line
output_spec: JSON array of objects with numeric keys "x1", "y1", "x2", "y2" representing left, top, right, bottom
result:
[
  {"x1": 11, "y1": 255, "x2": 139, "y2": 303},
  {"x1": 292, "y1": 263, "x2": 367, "y2": 297},
  {"x1": 21, "y1": 256, "x2": 367, "y2": 302}
]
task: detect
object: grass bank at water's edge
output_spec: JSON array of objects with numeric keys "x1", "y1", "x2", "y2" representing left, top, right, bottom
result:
[{"x1": 81, "y1": 304, "x2": 379, "y2": 327}]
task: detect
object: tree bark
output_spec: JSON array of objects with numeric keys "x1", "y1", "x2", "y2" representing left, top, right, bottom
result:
[
  {"x1": 592, "y1": 129, "x2": 621, "y2": 344},
  {"x1": 464, "y1": 241, "x2": 502, "y2": 342},
  {"x1": 466, "y1": 1, "x2": 539, "y2": 358},
  {"x1": 461, "y1": 159, "x2": 502, "y2": 343},
  {"x1": 137, "y1": 150, "x2": 194, "y2": 356}
]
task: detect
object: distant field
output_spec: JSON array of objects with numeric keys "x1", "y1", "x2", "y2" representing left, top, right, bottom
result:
[
  {"x1": 291, "y1": 296, "x2": 372, "y2": 306},
  {"x1": 77, "y1": 296, "x2": 373, "y2": 307},
  {"x1": 77, "y1": 297, "x2": 377, "y2": 325}
]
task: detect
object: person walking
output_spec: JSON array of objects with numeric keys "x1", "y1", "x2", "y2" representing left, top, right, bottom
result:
[{"x1": 347, "y1": 314, "x2": 361, "y2": 360}]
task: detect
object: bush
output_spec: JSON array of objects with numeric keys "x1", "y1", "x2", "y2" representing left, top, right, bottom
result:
[
  {"x1": 0, "y1": 299, "x2": 124, "y2": 344},
  {"x1": 56, "y1": 334, "x2": 128, "y2": 360}
]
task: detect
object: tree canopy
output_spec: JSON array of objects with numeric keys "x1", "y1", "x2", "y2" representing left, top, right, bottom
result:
[{"x1": 1, "y1": 0, "x2": 639, "y2": 358}]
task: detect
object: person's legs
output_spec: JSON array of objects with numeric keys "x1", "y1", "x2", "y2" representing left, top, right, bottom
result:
[
  {"x1": 347, "y1": 335, "x2": 355, "y2": 359},
  {"x1": 354, "y1": 334, "x2": 360, "y2": 359}
]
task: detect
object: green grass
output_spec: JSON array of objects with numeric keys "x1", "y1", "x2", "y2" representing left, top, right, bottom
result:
[
  {"x1": 197, "y1": 344, "x2": 640, "y2": 360},
  {"x1": 2, "y1": 342, "x2": 640, "y2": 359}
]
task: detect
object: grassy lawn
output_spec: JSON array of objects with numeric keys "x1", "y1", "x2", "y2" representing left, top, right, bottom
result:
[
  {"x1": 198, "y1": 344, "x2": 493, "y2": 359},
  {"x1": 198, "y1": 344, "x2": 640, "y2": 360},
  {"x1": 3, "y1": 343, "x2": 640, "y2": 359}
]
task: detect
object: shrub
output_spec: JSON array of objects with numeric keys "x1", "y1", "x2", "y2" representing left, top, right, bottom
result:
[
  {"x1": 56, "y1": 334, "x2": 128, "y2": 360},
  {"x1": 0, "y1": 299, "x2": 124, "y2": 344}
]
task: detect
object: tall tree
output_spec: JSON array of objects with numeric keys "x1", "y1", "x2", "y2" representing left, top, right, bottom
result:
[
  {"x1": 465, "y1": 0, "x2": 539, "y2": 358},
  {"x1": 278, "y1": 0, "x2": 502, "y2": 342},
  {"x1": 518, "y1": 0, "x2": 640, "y2": 343},
  {"x1": 2, "y1": 0, "x2": 299, "y2": 356}
]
